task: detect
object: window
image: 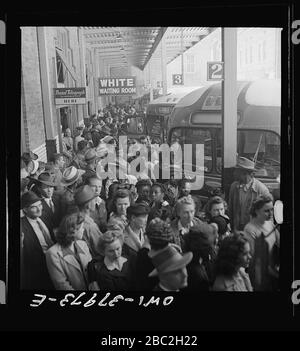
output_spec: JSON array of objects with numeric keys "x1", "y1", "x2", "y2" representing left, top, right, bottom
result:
[
  {"x1": 186, "y1": 55, "x2": 195, "y2": 73},
  {"x1": 215, "y1": 129, "x2": 280, "y2": 178},
  {"x1": 56, "y1": 52, "x2": 65, "y2": 84},
  {"x1": 249, "y1": 45, "x2": 253, "y2": 63},
  {"x1": 237, "y1": 130, "x2": 280, "y2": 178},
  {"x1": 262, "y1": 41, "x2": 267, "y2": 61},
  {"x1": 258, "y1": 43, "x2": 262, "y2": 62},
  {"x1": 170, "y1": 128, "x2": 212, "y2": 173}
]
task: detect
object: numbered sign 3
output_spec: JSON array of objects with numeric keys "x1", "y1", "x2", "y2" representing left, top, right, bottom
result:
[
  {"x1": 207, "y1": 62, "x2": 224, "y2": 81},
  {"x1": 172, "y1": 74, "x2": 183, "y2": 85}
]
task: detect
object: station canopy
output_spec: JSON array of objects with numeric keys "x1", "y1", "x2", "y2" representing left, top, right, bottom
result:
[{"x1": 81, "y1": 27, "x2": 216, "y2": 70}]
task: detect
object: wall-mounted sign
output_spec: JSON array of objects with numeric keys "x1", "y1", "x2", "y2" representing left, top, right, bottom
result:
[
  {"x1": 172, "y1": 74, "x2": 183, "y2": 85},
  {"x1": 98, "y1": 77, "x2": 136, "y2": 95},
  {"x1": 207, "y1": 62, "x2": 224, "y2": 81},
  {"x1": 54, "y1": 87, "x2": 86, "y2": 105}
]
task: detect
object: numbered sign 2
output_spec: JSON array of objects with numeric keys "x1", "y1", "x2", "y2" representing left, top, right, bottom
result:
[
  {"x1": 172, "y1": 74, "x2": 183, "y2": 85},
  {"x1": 207, "y1": 62, "x2": 224, "y2": 81}
]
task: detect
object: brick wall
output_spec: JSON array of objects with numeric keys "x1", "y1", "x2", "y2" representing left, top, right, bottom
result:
[{"x1": 21, "y1": 27, "x2": 46, "y2": 151}]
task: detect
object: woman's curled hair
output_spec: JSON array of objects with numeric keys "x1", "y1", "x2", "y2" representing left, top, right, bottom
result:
[
  {"x1": 56, "y1": 212, "x2": 85, "y2": 247},
  {"x1": 214, "y1": 232, "x2": 249, "y2": 276},
  {"x1": 98, "y1": 230, "x2": 124, "y2": 256},
  {"x1": 249, "y1": 194, "x2": 274, "y2": 217}
]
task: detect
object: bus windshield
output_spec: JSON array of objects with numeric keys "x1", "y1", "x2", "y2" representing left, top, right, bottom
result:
[
  {"x1": 217, "y1": 129, "x2": 280, "y2": 178},
  {"x1": 170, "y1": 127, "x2": 213, "y2": 173},
  {"x1": 170, "y1": 127, "x2": 280, "y2": 179}
]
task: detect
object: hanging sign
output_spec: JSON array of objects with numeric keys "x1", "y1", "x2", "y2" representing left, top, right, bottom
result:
[
  {"x1": 54, "y1": 88, "x2": 86, "y2": 105},
  {"x1": 172, "y1": 74, "x2": 183, "y2": 85},
  {"x1": 98, "y1": 77, "x2": 136, "y2": 95},
  {"x1": 207, "y1": 62, "x2": 224, "y2": 81}
]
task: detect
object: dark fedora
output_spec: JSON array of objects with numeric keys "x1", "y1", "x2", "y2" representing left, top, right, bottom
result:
[
  {"x1": 36, "y1": 172, "x2": 59, "y2": 187},
  {"x1": 148, "y1": 245, "x2": 193, "y2": 277},
  {"x1": 21, "y1": 191, "x2": 42, "y2": 209},
  {"x1": 21, "y1": 151, "x2": 38, "y2": 164},
  {"x1": 74, "y1": 185, "x2": 98, "y2": 206},
  {"x1": 127, "y1": 203, "x2": 150, "y2": 217}
]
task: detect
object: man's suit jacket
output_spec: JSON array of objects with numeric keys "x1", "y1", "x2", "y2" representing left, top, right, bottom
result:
[
  {"x1": 31, "y1": 185, "x2": 62, "y2": 234},
  {"x1": 21, "y1": 216, "x2": 54, "y2": 290},
  {"x1": 40, "y1": 197, "x2": 61, "y2": 237}
]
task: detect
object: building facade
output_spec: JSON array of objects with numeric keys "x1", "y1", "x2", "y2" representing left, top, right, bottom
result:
[{"x1": 21, "y1": 27, "x2": 98, "y2": 162}]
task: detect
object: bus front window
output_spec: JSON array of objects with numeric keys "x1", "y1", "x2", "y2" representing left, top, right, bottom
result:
[
  {"x1": 237, "y1": 130, "x2": 280, "y2": 178},
  {"x1": 170, "y1": 128, "x2": 213, "y2": 173}
]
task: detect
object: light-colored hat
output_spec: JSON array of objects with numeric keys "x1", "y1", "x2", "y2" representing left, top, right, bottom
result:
[
  {"x1": 96, "y1": 143, "x2": 109, "y2": 158},
  {"x1": 235, "y1": 157, "x2": 257, "y2": 171},
  {"x1": 100, "y1": 135, "x2": 114, "y2": 144},
  {"x1": 61, "y1": 166, "x2": 85, "y2": 187},
  {"x1": 26, "y1": 159, "x2": 39, "y2": 175},
  {"x1": 148, "y1": 245, "x2": 193, "y2": 277},
  {"x1": 21, "y1": 168, "x2": 29, "y2": 179}
]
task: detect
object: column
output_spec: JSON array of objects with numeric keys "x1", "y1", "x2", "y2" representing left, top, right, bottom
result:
[
  {"x1": 36, "y1": 27, "x2": 57, "y2": 161},
  {"x1": 222, "y1": 27, "x2": 237, "y2": 199},
  {"x1": 161, "y1": 36, "x2": 167, "y2": 95}
]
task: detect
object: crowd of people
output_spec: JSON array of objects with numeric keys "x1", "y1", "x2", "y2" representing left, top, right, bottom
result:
[{"x1": 20, "y1": 103, "x2": 280, "y2": 292}]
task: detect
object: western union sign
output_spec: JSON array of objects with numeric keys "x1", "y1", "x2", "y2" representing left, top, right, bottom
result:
[
  {"x1": 54, "y1": 88, "x2": 86, "y2": 105},
  {"x1": 98, "y1": 77, "x2": 136, "y2": 95}
]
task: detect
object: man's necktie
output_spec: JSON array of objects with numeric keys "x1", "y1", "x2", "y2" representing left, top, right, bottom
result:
[
  {"x1": 36, "y1": 219, "x2": 53, "y2": 248},
  {"x1": 49, "y1": 199, "x2": 55, "y2": 213}
]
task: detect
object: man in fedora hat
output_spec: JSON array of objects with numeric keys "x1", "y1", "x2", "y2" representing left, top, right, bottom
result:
[
  {"x1": 71, "y1": 140, "x2": 89, "y2": 170},
  {"x1": 74, "y1": 125, "x2": 85, "y2": 152},
  {"x1": 85, "y1": 175, "x2": 107, "y2": 233},
  {"x1": 31, "y1": 172, "x2": 62, "y2": 232},
  {"x1": 51, "y1": 153, "x2": 65, "y2": 192},
  {"x1": 149, "y1": 244, "x2": 193, "y2": 292},
  {"x1": 59, "y1": 166, "x2": 85, "y2": 218},
  {"x1": 135, "y1": 218, "x2": 177, "y2": 291},
  {"x1": 74, "y1": 185, "x2": 103, "y2": 259},
  {"x1": 82, "y1": 149, "x2": 99, "y2": 182},
  {"x1": 21, "y1": 150, "x2": 38, "y2": 166},
  {"x1": 21, "y1": 191, "x2": 55, "y2": 289},
  {"x1": 228, "y1": 156, "x2": 271, "y2": 231}
]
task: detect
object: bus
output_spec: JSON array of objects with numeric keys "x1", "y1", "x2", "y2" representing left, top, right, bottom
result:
[
  {"x1": 146, "y1": 87, "x2": 201, "y2": 143},
  {"x1": 167, "y1": 79, "x2": 281, "y2": 203}
]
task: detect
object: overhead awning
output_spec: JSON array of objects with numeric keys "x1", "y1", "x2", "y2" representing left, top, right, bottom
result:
[{"x1": 81, "y1": 27, "x2": 216, "y2": 71}]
